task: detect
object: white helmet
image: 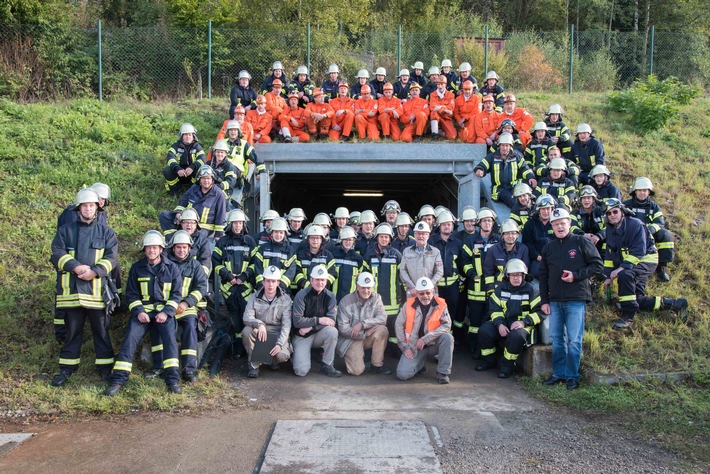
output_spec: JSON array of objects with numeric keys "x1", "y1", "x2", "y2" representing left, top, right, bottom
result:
[
  {"x1": 142, "y1": 230, "x2": 166, "y2": 249},
  {"x1": 532, "y1": 121, "x2": 548, "y2": 132},
  {"x1": 415, "y1": 277, "x2": 435, "y2": 291},
  {"x1": 179, "y1": 123, "x2": 197, "y2": 136},
  {"x1": 417, "y1": 204, "x2": 436, "y2": 220},
  {"x1": 535, "y1": 194, "x2": 558, "y2": 210},
  {"x1": 477, "y1": 207, "x2": 497, "y2": 221},
  {"x1": 436, "y1": 210, "x2": 456, "y2": 226},
  {"x1": 548, "y1": 158, "x2": 567, "y2": 170},
  {"x1": 306, "y1": 225, "x2": 326, "y2": 238},
  {"x1": 310, "y1": 264, "x2": 329, "y2": 279},
  {"x1": 359, "y1": 210, "x2": 378, "y2": 224},
  {"x1": 458, "y1": 62, "x2": 472, "y2": 72},
  {"x1": 339, "y1": 226, "x2": 357, "y2": 240},
  {"x1": 179, "y1": 208, "x2": 200, "y2": 224},
  {"x1": 349, "y1": 211, "x2": 361, "y2": 225},
  {"x1": 498, "y1": 133, "x2": 514, "y2": 145},
  {"x1": 375, "y1": 223, "x2": 394, "y2": 237},
  {"x1": 411, "y1": 61, "x2": 424, "y2": 70},
  {"x1": 313, "y1": 212, "x2": 332, "y2": 226},
  {"x1": 170, "y1": 230, "x2": 194, "y2": 247},
  {"x1": 272, "y1": 61, "x2": 284, "y2": 71},
  {"x1": 513, "y1": 183, "x2": 534, "y2": 197},
  {"x1": 575, "y1": 123, "x2": 593, "y2": 135},
  {"x1": 287, "y1": 208, "x2": 307, "y2": 221},
  {"x1": 262, "y1": 265, "x2": 283, "y2": 281},
  {"x1": 500, "y1": 219, "x2": 520, "y2": 234},
  {"x1": 590, "y1": 164, "x2": 611, "y2": 178},
  {"x1": 399, "y1": 68, "x2": 410, "y2": 77},
  {"x1": 355, "y1": 69, "x2": 370, "y2": 79},
  {"x1": 90, "y1": 183, "x2": 111, "y2": 201},
  {"x1": 226, "y1": 120, "x2": 241, "y2": 131},
  {"x1": 238, "y1": 70, "x2": 252, "y2": 80},
  {"x1": 485, "y1": 70, "x2": 500, "y2": 81},
  {"x1": 226, "y1": 209, "x2": 248, "y2": 223},
  {"x1": 413, "y1": 221, "x2": 431, "y2": 233},
  {"x1": 296, "y1": 65, "x2": 308, "y2": 76},
  {"x1": 375, "y1": 67, "x2": 386, "y2": 76},
  {"x1": 428, "y1": 66, "x2": 441, "y2": 75},
  {"x1": 213, "y1": 139, "x2": 230, "y2": 153},
  {"x1": 505, "y1": 258, "x2": 528, "y2": 276},
  {"x1": 631, "y1": 177, "x2": 654, "y2": 195},
  {"x1": 196, "y1": 165, "x2": 215, "y2": 180},
  {"x1": 441, "y1": 59, "x2": 453, "y2": 68},
  {"x1": 328, "y1": 64, "x2": 339, "y2": 74},
  {"x1": 269, "y1": 217, "x2": 289, "y2": 233},
  {"x1": 380, "y1": 200, "x2": 401, "y2": 215},
  {"x1": 395, "y1": 213, "x2": 414, "y2": 227},
  {"x1": 550, "y1": 207, "x2": 571, "y2": 222},
  {"x1": 547, "y1": 103, "x2": 563, "y2": 115},
  {"x1": 356, "y1": 272, "x2": 376, "y2": 288},
  {"x1": 261, "y1": 209, "x2": 280, "y2": 222},
  {"x1": 75, "y1": 188, "x2": 100, "y2": 206},
  {"x1": 460, "y1": 208, "x2": 477, "y2": 222},
  {"x1": 332, "y1": 207, "x2": 350, "y2": 219}
]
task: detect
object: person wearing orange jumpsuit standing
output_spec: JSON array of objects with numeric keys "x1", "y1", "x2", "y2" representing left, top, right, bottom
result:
[
  {"x1": 305, "y1": 88, "x2": 335, "y2": 140},
  {"x1": 500, "y1": 94, "x2": 534, "y2": 146},
  {"x1": 246, "y1": 95, "x2": 273, "y2": 143},
  {"x1": 265, "y1": 79, "x2": 287, "y2": 138},
  {"x1": 329, "y1": 83, "x2": 355, "y2": 142},
  {"x1": 429, "y1": 77, "x2": 456, "y2": 140},
  {"x1": 474, "y1": 94, "x2": 501, "y2": 146},
  {"x1": 378, "y1": 82, "x2": 403, "y2": 141},
  {"x1": 400, "y1": 83, "x2": 429, "y2": 143},
  {"x1": 354, "y1": 85, "x2": 380, "y2": 141},
  {"x1": 454, "y1": 81, "x2": 482, "y2": 143},
  {"x1": 280, "y1": 91, "x2": 310, "y2": 143}
]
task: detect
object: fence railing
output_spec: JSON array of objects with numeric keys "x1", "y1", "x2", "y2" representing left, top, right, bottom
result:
[{"x1": 0, "y1": 22, "x2": 706, "y2": 102}]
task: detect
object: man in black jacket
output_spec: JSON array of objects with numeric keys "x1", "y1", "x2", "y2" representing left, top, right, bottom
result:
[{"x1": 539, "y1": 208, "x2": 603, "y2": 390}]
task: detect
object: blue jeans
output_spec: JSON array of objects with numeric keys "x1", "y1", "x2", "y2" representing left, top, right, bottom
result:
[{"x1": 549, "y1": 301, "x2": 586, "y2": 382}]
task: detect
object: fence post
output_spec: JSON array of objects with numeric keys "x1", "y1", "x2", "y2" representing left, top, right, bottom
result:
[
  {"x1": 207, "y1": 20, "x2": 212, "y2": 100},
  {"x1": 307, "y1": 23, "x2": 311, "y2": 75},
  {"x1": 568, "y1": 24, "x2": 574, "y2": 94},
  {"x1": 397, "y1": 25, "x2": 402, "y2": 74},
  {"x1": 98, "y1": 20, "x2": 103, "y2": 101},
  {"x1": 484, "y1": 25, "x2": 489, "y2": 74},
  {"x1": 649, "y1": 25, "x2": 655, "y2": 75}
]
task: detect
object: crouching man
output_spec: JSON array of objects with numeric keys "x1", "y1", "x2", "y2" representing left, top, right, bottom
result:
[
  {"x1": 336, "y1": 272, "x2": 392, "y2": 376},
  {"x1": 395, "y1": 277, "x2": 454, "y2": 384},
  {"x1": 291, "y1": 264, "x2": 342, "y2": 377},
  {"x1": 242, "y1": 266, "x2": 293, "y2": 378}
]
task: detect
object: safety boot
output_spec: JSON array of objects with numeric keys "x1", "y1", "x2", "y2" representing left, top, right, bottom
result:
[
  {"x1": 105, "y1": 384, "x2": 122, "y2": 397},
  {"x1": 662, "y1": 298, "x2": 688, "y2": 323},
  {"x1": 167, "y1": 383, "x2": 182, "y2": 394},
  {"x1": 51, "y1": 370, "x2": 72, "y2": 387},
  {"x1": 319, "y1": 364, "x2": 342, "y2": 378},
  {"x1": 657, "y1": 265, "x2": 671, "y2": 282},
  {"x1": 613, "y1": 317, "x2": 634, "y2": 330}
]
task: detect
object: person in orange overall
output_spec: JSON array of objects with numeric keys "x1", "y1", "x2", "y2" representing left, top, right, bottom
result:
[
  {"x1": 265, "y1": 79, "x2": 288, "y2": 137},
  {"x1": 400, "y1": 83, "x2": 429, "y2": 143},
  {"x1": 500, "y1": 94, "x2": 534, "y2": 146},
  {"x1": 246, "y1": 95, "x2": 273, "y2": 143},
  {"x1": 280, "y1": 91, "x2": 310, "y2": 143},
  {"x1": 474, "y1": 94, "x2": 501, "y2": 146},
  {"x1": 378, "y1": 82, "x2": 403, "y2": 141},
  {"x1": 305, "y1": 88, "x2": 335, "y2": 140},
  {"x1": 429, "y1": 77, "x2": 456, "y2": 140},
  {"x1": 354, "y1": 85, "x2": 380, "y2": 141},
  {"x1": 454, "y1": 81, "x2": 482, "y2": 143},
  {"x1": 329, "y1": 83, "x2": 355, "y2": 142}
]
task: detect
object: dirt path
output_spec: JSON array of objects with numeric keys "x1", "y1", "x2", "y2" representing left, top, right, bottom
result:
[{"x1": 0, "y1": 353, "x2": 691, "y2": 473}]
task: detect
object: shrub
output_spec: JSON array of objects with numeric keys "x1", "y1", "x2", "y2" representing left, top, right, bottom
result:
[
  {"x1": 608, "y1": 75, "x2": 700, "y2": 133},
  {"x1": 579, "y1": 51, "x2": 618, "y2": 92},
  {"x1": 510, "y1": 44, "x2": 563, "y2": 90}
]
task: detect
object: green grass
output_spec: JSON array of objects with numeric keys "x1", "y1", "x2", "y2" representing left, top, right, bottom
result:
[{"x1": 0, "y1": 93, "x2": 708, "y2": 454}]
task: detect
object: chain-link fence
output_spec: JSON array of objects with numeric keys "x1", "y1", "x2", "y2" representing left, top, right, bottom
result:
[{"x1": 0, "y1": 22, "x2": 707, "y2": 101}]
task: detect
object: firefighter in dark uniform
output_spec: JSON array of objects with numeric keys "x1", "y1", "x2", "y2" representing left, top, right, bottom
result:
[
  {"x1": 571, "y1": 123, "x2": 605, "y2": 185},
  {"x1": 453, "y1": 62, "x2": 478, "y2": 96},
  {"x1": 624, "y1": 177, "x2": 675, "y2": 281},
  {"x1": 286, "y1": 208, "x2": 307, "y2": 247},
  {"x1": 422, "y1": 66, "x2": 440, "y2": 100},
  {"x1": 251, "y1": 217, "x2": 297, "y2": 292},
  {"x1": 163, "y1": 123, "x2": 205, "y2": 195},
  {"x1": 321, "y1": 64, "x2": 343, "y2": 102},
  {"x1": 163, "y1": 230, "x2": 208, "y2": 382},
  {"x1": 106, "y1": 231, "x2": 183, "y2": 396},
  {"x1": 355, "y1": 210, "x2": 378, "y2": 255},
  {"x1": 544, "y1": 104, "x2": 573, "y2": 158},
  {"x1": 294, "y1": 225, "x2": 337, "y2": 290},
  {"x1": 428, "y1": 211, "x2": 464, "y2": 343},
  {"x1": 510, "y1": 183, "x2": 535, "y2": 228},
  {"x1": 483, "y1": 219, "x2": 530, "y2": 293},
  {"x1": 288, "y1": 65, "x2": 315, "y2": 108},
  {"x1": 459, "y1": 207, "x2": 499, "y2": 356},
  {"x1": 602, "y1": 198, "x2": 688, "y2": 330},
  {"x1": 50, "y1": 188, "x2": 118, "y2": 387},
  {"x1": 392, "y1": 212, "x2": 416, "y2": 254},
  {"x1": 479, "y1": 71, "x2": 504, "y2": 111},
  {"x1": 230, "y1": 70, "x2": 257, "y2": 118},
  {"x1": 331, "y1": 226, "x2": 365, "y2": 302},
  {"x1": 573, "y1": 185, "x2": 606, "y2": 255},
  {"x1": 476, "y1": 259, "x2": 542, "y2": 378},
  {"x1": 208, "y1": 139, "x2": 240, "y2": 209},
  {"x1": 522, "y1": 195, "x2": 557, "y2": 279},
  {"x1": 525, "y1": 122, "x2": 556, "y2": 170},
  {"x1": 260, "y1": 61, "x2": 290, "y2": 96},
  {"x1": 534, "y1": 158, "x2": 577, "y2": 208},
  {"x1": 589, "y1": 164, "x2": 622, "y2": 201}
]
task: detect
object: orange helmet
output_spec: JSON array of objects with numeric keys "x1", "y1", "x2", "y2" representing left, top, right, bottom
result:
[
  {"x1": 383, "y1": 82, "x2": 394, "y2": 91},
  {"x1": 338, "y1": 82, "x2": 350, "y2": 90},
  {"x1": 256, "y1": 95, "x2": 266, "y2": 104},
  {"x1": 287, "y1": 90, "x2": 299, "y2": 99},
  {"x1": 504, "y1": 94, "x2": 517, "y2": 103},
  {"x1": 462, "y1": 81, "x2": 474, "y2": 90},
  {"x1": 409, "y1": 82, "x2": 422, "y2": 90},
  {"x1": 482, "y1": 94, "x2": 494, "y2": 102},
  {"x1": 360, "y1": 85, "x2": 372, "y2": 94},
  {"x1": 436, "y1": 76, "x2": 448, "y2": 84},
  {"x1": 272, "y1": 78, "x2": 283, "y2": 87},
  {"x1": 312, "y1": 88, "x2": 324, "y2": 97}
]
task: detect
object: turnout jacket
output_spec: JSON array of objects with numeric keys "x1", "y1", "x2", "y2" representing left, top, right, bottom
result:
[
  {"x1": 57, "y1": 205, "x2": 107, "y2": 228},
  {"x1": 51, "y1": 217, "x2": 118, "y2": 310},
  {"x1": 294, "y1": 246, "x2": 337, "y2": 289},
  {"x1": 540, "y1": 232, "x2": 603, "y2": 303},
  {"x1": 332, "y1": 245, "x2": 365, "y2": 302},
  {"x1": 391, "y1": 235, "x2": 415, "y2": 254},
  {"x1": 213, "y1": 228, "x2": 256, "y2": 298},
  {"x1": 510, "y1": 203, "x2": 533, "y2": 228},
  {"x1": 474, "y1": 149, "x2": 535, "y2": 199},
  {"x1": 479, "y1": 83, "x2": 504, "y2": 111},
  {"x1": 572, "y1": 136, "x2": 605, "y2": 172},
  {"x1": 230, "y1": 84, "x2": 257, "y2": 109},
  {"x1": 251, "y1": 238, "x2": 297, "y2": 290},
  {"x1": 428, "y1": 234, "x2": 462, "y2": 288},
  {"x1": 593, "y1": 180, "x2": 622, "y2": 201},
  {"x1": 460, "y1": 231, "x2": 500, "y2": 300},
  {"x1": 291, "y1": 287, "x2": 337, "y2": 338},
  {"x1": 125, "y1": 256, "x2": 183, "y2": 318},
  {"x1": 604, "y1": 216, "x2": 659, "y2": 277},
  {"x1": 488, "y1": 280, "x2": 542, "y2": 328},
  {"x1": 483, "y1": 241, "x2": 530, "y2": 292},
  {"x1": 522, "y1": 217, "x2": 554, "y2": 261},
  {"x1": 227, "y1": 137, "x2": 263, "y2": 175},
  {"x1": 572, "y1": 205, "x2": 606, "y2": 240},
  {"x1": 393, "y1": 81, "x2": 411, "y2": 100},
  {"x1": 167, "y1": 252, "x2": 208, "y2": 317},
  {"x1": 336, "y1": 291, "x2": 388, "y2": 357},
  {"x1": 165, "y1": 228, "x2": 212, "y2": 276},
  {"x1": 363, "y1": 245, "x2": 404, "y2": 315},
  {"x1": 260, "y1": 74, "x2": 290, "y2": 95},
  {"x1": 623, "y1": 197, "x2": 667, "y2": 234},
  {"x1": 166, "y1": 139, "x2": 205, "y2": 175},
  {"x1": 321, "y1": 79, "x2": 343, "y2": 101},
  {"x1": 208, "y1": 158, "x2": 240, "y2": 198},
  {"x1": 174, "y1": 184, "x2": 227, "y2": 237},
  {"x1": 242, "y1": 286, "x2": 292, "y2": 349},
  {"x1": 524, "y1": 136, "x2": 555, "y2": 170},
  {"x1": 534, "y1": 176, "x2": 577, "y2": 207}
]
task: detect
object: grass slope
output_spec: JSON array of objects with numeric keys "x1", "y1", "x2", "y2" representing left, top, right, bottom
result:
[{"x1": 0, "y1": 94, "x2": 707, "y2": 459}]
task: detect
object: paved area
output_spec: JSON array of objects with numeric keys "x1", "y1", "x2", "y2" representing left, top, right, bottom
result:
[{"x1": 0, "y1": 353, "x2": 692, "y2": 473}]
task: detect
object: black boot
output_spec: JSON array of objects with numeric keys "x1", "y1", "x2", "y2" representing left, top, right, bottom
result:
[
  {"x1": 657, "y1": 264, "x2": 671, "y2": 282},
  {"x1": 662, "y1": 297, "x2": 688, "y2": 323}
]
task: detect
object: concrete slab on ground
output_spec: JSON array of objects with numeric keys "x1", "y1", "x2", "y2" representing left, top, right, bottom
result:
[
  {"x1": 0, "y1": 434, "x2": 33, "y2": 457},
  {"x1": 260, "y1": 420, "x2": 441, "y2": 474}
]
